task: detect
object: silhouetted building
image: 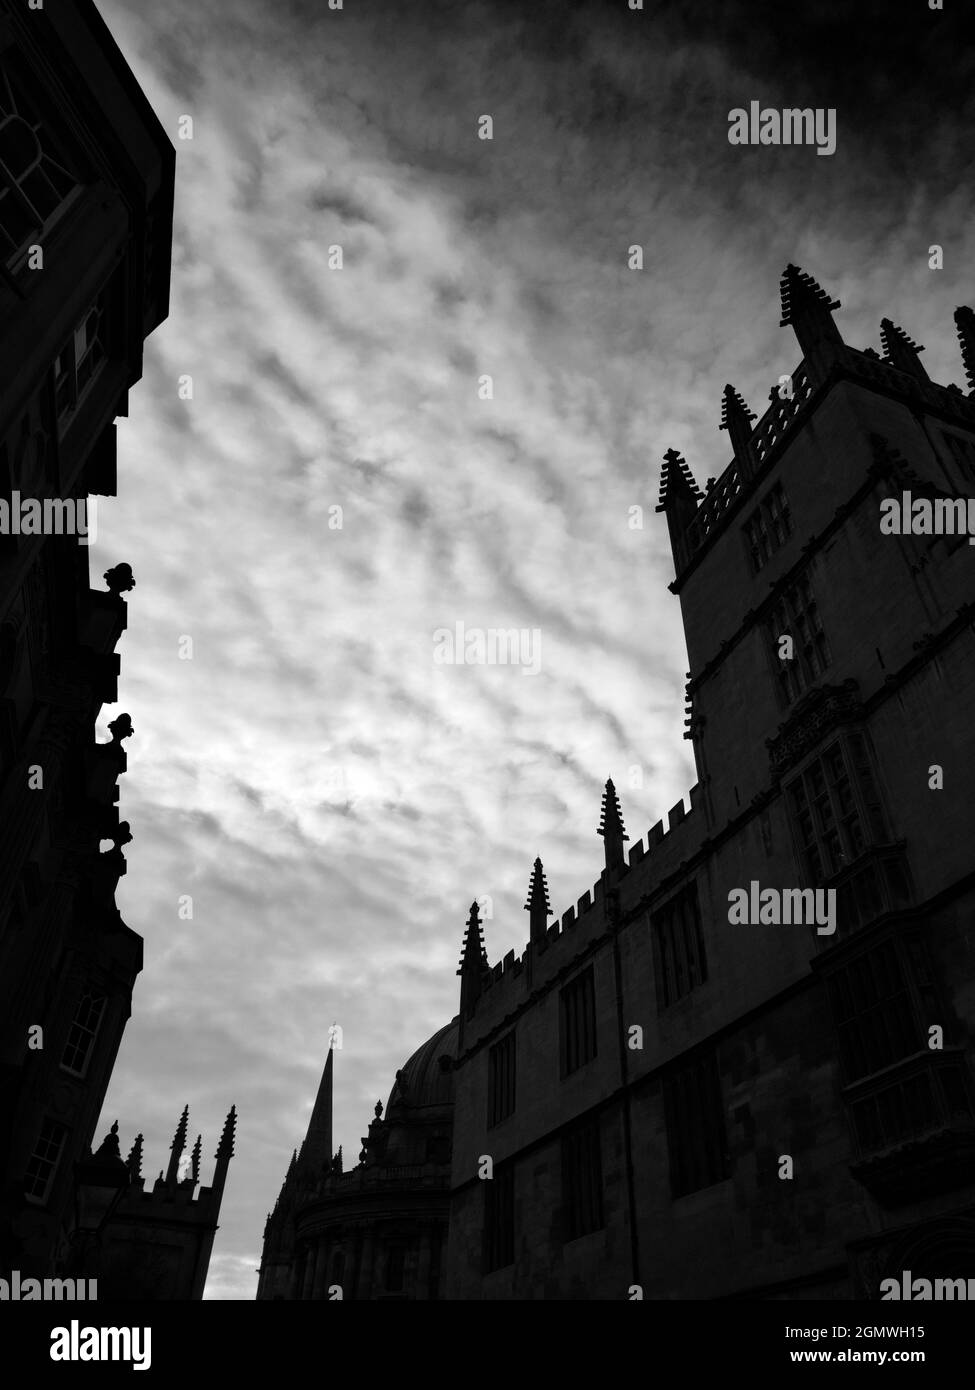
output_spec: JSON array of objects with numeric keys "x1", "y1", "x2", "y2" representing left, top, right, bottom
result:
[
  {"x1": 264, "y1": 267, "x2": 975, "y2": 1299},
  {"x1": 0, "y1": 0, "x2": 175, "y2": 1279},
  {"x1": 75, "y1": 1107, "x2": 237, "y2": 1301},
  {"x1": 258, "y1": 1027, "x2": 456, "y2": 1299},
  {"x1": 444, "y1": 268, "x2": 975, "y2": 1299}
]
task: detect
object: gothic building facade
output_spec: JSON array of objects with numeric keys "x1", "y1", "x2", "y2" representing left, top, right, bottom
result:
[
  {"x1": 262, "y1": 267, "x2": 975, "y2": 1298},
  {"x1": 0, "y1": 0, "x2": 186, "y2": 1284},
  {"x1": 258, "y1": 1027, "x2": 456, "y2": 1300},
  {"x1": 85, "y1": 1105, "x2": 237, "y2": 1301}
]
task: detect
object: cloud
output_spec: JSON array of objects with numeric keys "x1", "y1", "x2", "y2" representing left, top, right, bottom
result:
[{"x1": 92, "y1": 0, "x2": 974, "y2": 1298}]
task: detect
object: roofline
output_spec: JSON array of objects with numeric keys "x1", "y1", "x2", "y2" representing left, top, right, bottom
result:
[{"x1": 74, "y1": 0, "x2": 175, "y2": 166}]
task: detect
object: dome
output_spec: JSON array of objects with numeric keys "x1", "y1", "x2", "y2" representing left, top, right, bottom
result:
[{"x1": 386, "y1": 1017, "x2": 459, "y2": 1113}]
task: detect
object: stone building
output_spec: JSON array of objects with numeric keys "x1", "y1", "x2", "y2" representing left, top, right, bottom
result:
[
  {"x1": 258, "y1": 1025, "x2": 456, "y2": 1300},
  {"x1": 0, "y1": 1, "x2": 235, "y2": 1302},
  {"x1": 81, "y1": 1106, "x2": 237, "y2": 1301},
  {"x1": 445, "y1": 268, "x2": 975, "y2": 1299},
  {"x1": 0, "y1": 0, "x2": 175, "y2": 1279},
  {"x1": 262, "y1": 266, "x2": 975, "y2": 1298}
]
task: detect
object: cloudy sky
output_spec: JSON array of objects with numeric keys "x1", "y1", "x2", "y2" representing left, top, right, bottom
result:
[{"x1": 90, "y1": 0, "x2": 974, "y2": 1298}]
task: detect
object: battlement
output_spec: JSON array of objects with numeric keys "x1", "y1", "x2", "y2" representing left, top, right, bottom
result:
[
  {"x1": 131, "y1": 1174, "x2": 222, "y2": 1216},
  {"x1": 465, "y1": 784, "x2": 704, "y2": 1032},
  {"x1": 625, "y1": 784, "x2": 702, "y2": 875},
  {"x1": 661, "y1": 271, "x2": 975, "y2": 583},
  {"x1": 106, "y1": 1104, "x2": 236, "y2": 1225}
]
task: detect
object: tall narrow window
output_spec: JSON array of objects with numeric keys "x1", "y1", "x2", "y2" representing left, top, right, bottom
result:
[
  {"x1": 487, "y1": 1031, "x2": 516, "y2": 1127},
  {"x1": 943, "y1": 431, "x2": 975, "y2": 481},
  {"x1": 384, "y1": 1238, "x2": 407, "y2": 1292},
  {"x1": 652, "y1": 881, "x2": 707, "y2": 1009},
  {"x1": 827, "y1": 939, "x2": 920, "y2": 1083},
  {"x1": 561, "y1": 1117, "x2": 604, "y2": 1240},
  {"x1": 766, "y1": 480, "x2": 793, "y2": 549},
  {"x1": 0, "y1": 57, "x2": 82, "y2": 267},
  {"x1": 663, "y1": 1050, "x2": 730, "y2": 1198},
  {"x1": 823, "y1": 931, "x2": 969, "y2": 1155},
  {"x1": 24, "y1": 1118, "x2": 68, "y2": 1204},
  {"x1": 53, "y1": 293, "x2": 109, "y2": 435},
  {"x1": 482, "y1": 1161, "x2": 515, "y2": 1272},
  {"x1": 744, "y1": 480, "x2": 793, "y2": 572},
  {"x1": 787, "y1": 734, "x2": 888, "y2": 882},
  {"x1": 767, "y1": 570, "x2": 830, "y2": 703},
  {"x1": 60, "y1": 988, "x2": 107, "y2": 1078},
  {"x1": 559, "y1": 966, "x2": 596, "y2": 1077}
]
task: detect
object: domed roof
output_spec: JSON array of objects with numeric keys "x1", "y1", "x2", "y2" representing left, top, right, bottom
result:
[{"x1": 386, "y1": 1017, "x2": 459, "y2": 1113}]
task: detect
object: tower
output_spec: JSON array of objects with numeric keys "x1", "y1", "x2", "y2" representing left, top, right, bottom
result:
[{"x1": 441, "y1": 267, "x2": 975, "y2": 1300}]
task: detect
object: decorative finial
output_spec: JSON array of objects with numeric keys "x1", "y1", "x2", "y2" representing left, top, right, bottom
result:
[
  {"x1": 525, "y1": 857, "x2": 552, "y2": 944},
  {"x1": 656, "y1": 448, "x2": 703, "y2": 511},
  {"x1": 778, "y1": 263, "x2": 840, "y2": 328},
  {"x1": 457, "y1": 900, "x2": 487, "y2": 973},
  {"x1": 720, "y1": 384, "x2": 756, "y2": 433},
  {"x1": 170, "y1": 1106, "x2": 188, "y2": 1151},
  {"x1": 216, "y1": 1104, "x2": 237, "y2": 1160},
  {"x1": 954, "y1": 306, "x2": 975, "y2": 393},
  {"x1": 598, "y1": 778, "x2": 629, "y2": 872},
  {"x1": 126, "y1": 1132, "x2": 144, "y2": 1179},
  {"x1": 879, "y1": 318, "x2": 928, "y2": 382},
  {"x1": 598, "y1": 778, "x2": 628, "y2": 841}
]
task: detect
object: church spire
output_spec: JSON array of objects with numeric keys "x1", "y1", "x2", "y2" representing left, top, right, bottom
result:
[
  {"x1": 597, "y1": 778, "x2": 629, "y2": 872},
  {"x1": 457, "y1": 900, "x2": 488, "y2": 1018},
  {"x1": 720, "y1": 384, "x2": 757, "y2": 479},
  {"x1": 954, "y1": 306, "x2": 975, "y2": 393},
  {"x1": 165, "y1": 1104, "x2": 189, "y2": 1186},
  {"x1": 298, "y1": 1047, "x2": 333, "y2": 1175},
  {"x1": 879, "y1": 318, "x2": 928, "y2": 382},
  {"x1": 778, "y1": 264, "x2": 844, "y2": 382},
  {"x1": 524, "y1": 857, "x2": 552, "y2": 947}
]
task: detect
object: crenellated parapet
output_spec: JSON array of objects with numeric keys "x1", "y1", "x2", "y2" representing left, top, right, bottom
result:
[
  {"x1": 659, "y1": 268, "x2": 975, "y2": 587},
  {"x1": 456, "y1": 780, "x2": 706, "y2": 1040},
  {"x1": 77, "y1": 1108, "x2": 236, "y2": 1300}
]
